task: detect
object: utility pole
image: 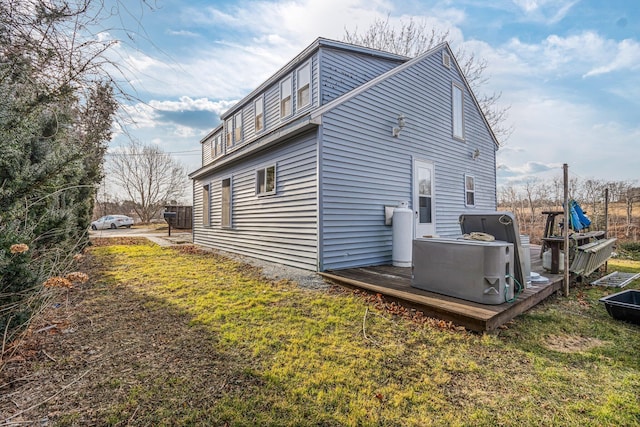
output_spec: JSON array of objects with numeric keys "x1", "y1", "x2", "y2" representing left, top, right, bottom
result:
[{"x1": 563, "y1": 163, "x2": 570, "y2": 296}]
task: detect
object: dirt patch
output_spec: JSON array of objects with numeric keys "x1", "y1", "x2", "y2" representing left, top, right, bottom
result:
[
  {"x1": 543, "y1": 334, "x2": 608, "y2": 353},
  {"x1": 0, "y1": 243, "x2": 254, "y2": 425}
]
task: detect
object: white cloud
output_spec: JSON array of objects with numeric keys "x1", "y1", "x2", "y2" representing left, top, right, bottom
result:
[
  {"x1": 470, "y1": 31, "x2": 640, "y2": 86},
  {"x1": 148, "y1": 97, "x2": 234, "y2": 114},
  {"x1": 584, "y1": 38, "x2": 640, "y2": 77},
  {"x1": 166, "y1": 29, "x2": 199, "y2": 37},
  {"x1": 497, "y1": 93, "x2": 640, "y2": 184},
  {"x1": 102, "y1": 0, "x2": 639, "y2": 189},
  {"x1": 511, "y1": 0, "x2": 578, "y2": 24}
]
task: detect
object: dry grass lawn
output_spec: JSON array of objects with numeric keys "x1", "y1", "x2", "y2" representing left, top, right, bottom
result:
[{"x1": 1, "y1": 238, "x2": 639, "y2": 426}]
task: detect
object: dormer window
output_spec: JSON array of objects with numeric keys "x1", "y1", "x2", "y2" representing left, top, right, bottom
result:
[
  {"x1": 234, "y1": 112, "x2": 242, "y2": 143},
  {"x1": 213, "y1": 133, "x2": 223, "y2": 158},
  {"x1": 280, "y1": 76, "x2": 292, "y2": 118},
  {"x1": 225, "y1": 118, "x2": 233, "y2": 147},
  {"x1": 297, "y1": 62, "x2": 311, "y2": 109},
  {"x1": 254, "y1": 97, "x2": 264, "y2": 133}
]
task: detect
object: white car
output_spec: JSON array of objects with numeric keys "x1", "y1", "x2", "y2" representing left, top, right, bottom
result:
[{"x1": 90, "y1": 215, "x2": 134, "y2": 230}]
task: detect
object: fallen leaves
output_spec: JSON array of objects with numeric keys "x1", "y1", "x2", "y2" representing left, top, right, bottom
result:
[{"x1": 345, "y1": 288, "x2": 465, "y2": 332}]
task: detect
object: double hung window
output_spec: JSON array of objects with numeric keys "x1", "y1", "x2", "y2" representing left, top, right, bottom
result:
[
  {"x1": 465, "y1": 174, "x2": 475, "y2": 207},
  {"x1": 297, "y1": 62, "x2": 311, "y2": 109},
  {"x1": 280, "y1": 76, "x2": 292, "y2": 118}
]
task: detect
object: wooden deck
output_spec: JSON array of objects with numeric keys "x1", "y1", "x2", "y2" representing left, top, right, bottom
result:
[{"x1": 320, "y1": 246, "x2": 563, "y2": 332}]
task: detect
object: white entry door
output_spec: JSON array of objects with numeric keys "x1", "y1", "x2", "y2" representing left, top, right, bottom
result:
[{"x1": 413, "y1": 159, "x2": 435, "y2": 238}]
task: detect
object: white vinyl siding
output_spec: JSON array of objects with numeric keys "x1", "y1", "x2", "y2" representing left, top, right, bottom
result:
[
  {"x1": 280, "y1": 76, "x2": 292, "y2": 118},
  {"x1": 465, "y1": 174, "x2": 475, "y2": 207},
  {"x1": 297, "y1": 62, "x2": 311, "y2": 109},
  {"x1": 320, "y1": 48, "x2": 497, "y2": 270},
  {"x1": 452, "y1": 83, "x2": 465, "y2": 140},
  {"x1": 192, "y1": 133, "x2": 318, "y2": 270}
]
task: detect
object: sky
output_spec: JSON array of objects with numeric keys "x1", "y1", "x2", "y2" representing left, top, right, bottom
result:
[{"x1": 101, "y1": 0, "x2": 640, "y2": 196}]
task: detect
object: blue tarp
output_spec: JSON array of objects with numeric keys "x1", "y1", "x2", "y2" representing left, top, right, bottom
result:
[{"x1": 567, "y1": 200, "x2": 591, "y2": 231}]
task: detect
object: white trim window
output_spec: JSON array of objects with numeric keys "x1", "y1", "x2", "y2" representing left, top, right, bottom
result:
[
  {"x1": 212, "y1": 133, "x2": 223, "y2": 158},
  {"x1": 256, "y1": 165, "x2": 276, "y2": 196},
  {"x1": 296, "y1": 62, "x2": 311, "y2": 109},
  {"x1": 452, "y1": 83, "x2": 465, "y2": 140},
  {"x1": 280, "y1": 75, "x2": 292, "y2": 118},
  {"x1": 208, "y1": 138, "x2": 214, "y2": 160},
  {"x1": 221, "y1": 177, "x2": 232, "y2": 228},
  {"x1": 254, "y1": 97, "x2": 264, "y2": 133},
  {"x1": 202, "y1": 184, "x2": 210, "y2": 226},
  {"x1": 234, "y1": 112, "x2": 242, "y2": 143},
  {"x1": 465, "y1": 174, "x2": 476, "y2": 207},
  {"x1": 225, "y1": 118, "x2": 233, "y2": 147}
]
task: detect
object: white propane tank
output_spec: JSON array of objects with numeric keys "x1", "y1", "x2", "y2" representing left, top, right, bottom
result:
[
  {"x1": 542, "y1": 250, "x2": 564, "y2": 272},
  {"x1": 392, "y1": 201, "x2": 413, "y2": 267},
  {"x1": 520, "y1": 234, "x2": 532, "y2": 288}
]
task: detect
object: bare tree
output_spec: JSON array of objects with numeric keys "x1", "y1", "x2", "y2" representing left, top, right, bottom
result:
[
  {"x1": 108, "y1": 141, "x2": 186, "y2": 223},
  {"x1": 344, "y1": 16, "x2": 512, "y2": 145}
]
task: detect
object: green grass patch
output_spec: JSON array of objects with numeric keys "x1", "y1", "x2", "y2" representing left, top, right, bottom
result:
[{"x1": 89, "y1": 243, "x2": 640, "y2": 426}]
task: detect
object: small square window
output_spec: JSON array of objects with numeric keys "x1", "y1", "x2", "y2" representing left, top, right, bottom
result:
[
  {"x1": 256, "y1": 165, "x2": 276, "y2": 196},
  {"x1": 465, "y1": 174, "x2": 475, "y2": 207}
]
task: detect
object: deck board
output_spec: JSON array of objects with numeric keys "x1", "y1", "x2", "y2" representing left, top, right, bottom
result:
[{"x1": 320, "y1": 245, "x2": 563, "y2": 332}]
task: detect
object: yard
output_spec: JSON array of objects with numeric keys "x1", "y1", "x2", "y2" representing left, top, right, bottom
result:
[{"x1": 1, "y1": 238, "x2": 639, "y2": 426}]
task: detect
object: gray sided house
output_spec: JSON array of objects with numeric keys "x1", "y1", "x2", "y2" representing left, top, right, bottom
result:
[{"x1": 189, "y1": 38, "x2": 499, "y2": 272}]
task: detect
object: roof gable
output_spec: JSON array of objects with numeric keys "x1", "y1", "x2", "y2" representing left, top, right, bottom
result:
[{"x1": 310, "y1": 42, "x2": 500, "y2": 148}]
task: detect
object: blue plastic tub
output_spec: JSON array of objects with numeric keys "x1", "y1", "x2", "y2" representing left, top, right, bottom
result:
[{"x1": 599, "y1": 289, "x2": 640, "y2": 324}]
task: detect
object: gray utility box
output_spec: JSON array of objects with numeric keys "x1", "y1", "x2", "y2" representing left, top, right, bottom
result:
[{"x1": 411, "y1": 238, "x2": 514, "y2": 305}]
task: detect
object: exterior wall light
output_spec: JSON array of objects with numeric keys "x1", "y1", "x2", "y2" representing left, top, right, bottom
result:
[
  {"x1": 472, "y1": 148, "x2": 480, "y2": 160},
  {"x1": 392, "y1": 114, "x2": 406, "y2": 137}
]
